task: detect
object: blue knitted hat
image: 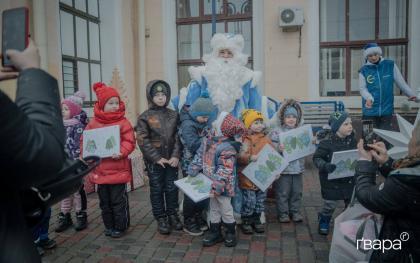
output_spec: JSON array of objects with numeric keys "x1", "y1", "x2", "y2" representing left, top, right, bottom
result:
[
  {"x1": 190, "y1": 90, "x2": 215, "y2": 119},
  {"x1": 284, "y1": 106, "x2": 298, "y2": 118},
  {"x1": 329, "y1": 111, "x2": 349, "y2": 133}
]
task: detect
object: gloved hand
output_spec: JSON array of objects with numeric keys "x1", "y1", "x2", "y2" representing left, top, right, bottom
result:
[{"x1": 324, "y1": 163, "x2": 337, "y2": 173}]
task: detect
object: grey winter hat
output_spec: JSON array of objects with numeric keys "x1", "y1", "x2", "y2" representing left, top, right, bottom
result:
[
  {"x1": 329, "y1": 111, "x2": 349, "y2": 133},
  {"x1": 189, "y1": 90, "x2": 215, "y2": 119}
]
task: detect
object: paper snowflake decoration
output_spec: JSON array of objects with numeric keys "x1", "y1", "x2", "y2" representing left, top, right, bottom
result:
[{"x1": 373, "y1": 110, "x2": 420, "y2": 159}]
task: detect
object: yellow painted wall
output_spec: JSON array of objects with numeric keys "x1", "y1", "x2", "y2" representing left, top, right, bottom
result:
[
  {"x1": 144, "y1": 0, "x2": 164, "y2": 82},
  {"x1": 263, "y1": 0, "x2": 309, "y2": 102}
]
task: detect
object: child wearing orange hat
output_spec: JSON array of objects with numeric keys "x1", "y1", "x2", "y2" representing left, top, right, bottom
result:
[
  {"x1": 81, "y1": 82, "x2": 135, "y2": 238},
  {"x1": 237, "y1": 109, "x2": 273, "y2": 234}
]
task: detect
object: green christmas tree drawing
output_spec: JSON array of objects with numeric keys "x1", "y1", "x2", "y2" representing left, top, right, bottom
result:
[
  {"x1": 334, "y1": 159, "x2": 357, "y2": 173},
  {"x1": 105, "y1": 136, "x2": 116, "y2": 150},
  {"x1": 284, "y1": 131, "x2": 312, "y2": 152},
  {"x1": 185, "y1": 177, "x2": 209, "y2": 193},
  {"x1": 254, "y1": 164, "x2": 271, "y2": 184}
]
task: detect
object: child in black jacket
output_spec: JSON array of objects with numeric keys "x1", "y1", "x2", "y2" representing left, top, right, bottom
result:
[{"x1": 313, "y1": 111, "x2": 356, "y2": 235}]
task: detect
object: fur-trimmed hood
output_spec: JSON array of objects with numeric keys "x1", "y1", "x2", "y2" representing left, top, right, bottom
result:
[
  {"x1": 271, "y1": 99, "x2": 303, "y2": 128},
  {"x1": 188, "y1": 65, "x2": 261, "y2": 88}
]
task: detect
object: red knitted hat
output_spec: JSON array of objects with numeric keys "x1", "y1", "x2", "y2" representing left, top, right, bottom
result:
[
  {"x1": 220, "y1": 113, "x2": 245, "y2": 138},
  {"x1": 92, "y1": 82, "x2": 120, "y2": 110}
]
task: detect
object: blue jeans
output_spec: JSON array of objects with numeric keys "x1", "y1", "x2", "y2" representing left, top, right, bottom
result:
[{"x1": 32, "y1": 208, "x2": 51, "y2": 241}]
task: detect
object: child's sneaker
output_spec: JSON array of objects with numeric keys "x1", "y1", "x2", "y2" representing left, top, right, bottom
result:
[
  {"x1": 55, "y1": 212, "x2": 73, "y2": 232},
  {"x1": 252, "y1": 213, "x2": 265, "y2": 233},
  {"x1": 157, "y1": 217, "x2": 171, "y2": 235},
  {"x1": 111, "y1": 229, "x2": 125, "y2": 238},
  {"x1": 278, "y1": 214, "x2": 290, "y2": 223},
  {"x1": 240, "y1": 216, "x2": 253, "y2": 234},
  {"x1": 318, "y1": 213, "x2": 331, "y2": 235},
  {"x1": 104, "y1": 228, "x2": 112, "y2": 236},
  {"x1": 74, "y1": 211, "x2": 88, "y2": 231},
  {"x1": 291, "y1": 213, "x2": 303, "y2": 223},
  {"x1": 183, "y1": 217, "x2": 203, "y2": 236},
  {"x1": 37, "y1": 238, "x2": 57, "y2": 250},
  {"x1": 196, "y1": 214, "x2": 209, "y2": 231},
  {"x1": 169, "y1": 214, "x2": 183, "y2": 231}
]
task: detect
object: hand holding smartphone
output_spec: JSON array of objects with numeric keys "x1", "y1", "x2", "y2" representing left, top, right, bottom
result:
[
  {"x1": 362, "y1": 120, "x2": 374, "y2": 151},
  {"x1": 2, "y1": 7, "x2": 29, "y2": 67}
]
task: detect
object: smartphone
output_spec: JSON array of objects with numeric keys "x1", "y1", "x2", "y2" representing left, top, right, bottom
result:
[
  {"x1": 2, "y1": 7, "x2": 29, "y2": 67},
  {"x1": 362, "y1": 120, "x2": 374, "y2": 150}
]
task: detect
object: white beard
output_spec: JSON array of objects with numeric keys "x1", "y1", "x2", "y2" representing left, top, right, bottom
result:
[{"x1": 204, "y1": 57, "x2": 246, "y2": 113}]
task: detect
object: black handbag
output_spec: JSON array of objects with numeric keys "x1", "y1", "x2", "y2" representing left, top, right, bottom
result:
[{"x1": 22, "y1": 155, "x2": 100, "y2": 227}]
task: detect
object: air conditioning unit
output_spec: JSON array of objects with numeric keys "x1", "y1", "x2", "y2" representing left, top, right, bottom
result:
[{"x1": 279, "y1": 7, "x2": 304, "y2": 28}]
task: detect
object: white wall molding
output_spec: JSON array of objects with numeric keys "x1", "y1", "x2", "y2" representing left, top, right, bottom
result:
[
  {"x1": 162, "y1": 0, "x2": 178, "y2": 92},
  {"x1": 307, "y1": 0, "x2": 319, "y2": 99},
  {"x1": 252, "y1": 0, "x2": 264, "y2": 92},
  {"x1": 408, "y1": 0, "x2": 420, "y2": 94}
]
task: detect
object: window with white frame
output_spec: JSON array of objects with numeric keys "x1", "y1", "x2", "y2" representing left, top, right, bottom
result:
[
  {"x1": 319, "y1": 0, "x2": 408, "y2": 97},
  {"x1": 59, "y1": 0, "x2": 101, "y2": 106}
]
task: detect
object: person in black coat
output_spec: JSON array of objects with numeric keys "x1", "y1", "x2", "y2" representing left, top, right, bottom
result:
[
  {"x1": 313, "y1": 111, "x2": 357, "y2": 235},
  {"x1": 0, "y1": 41, "x2": 65, "y2": 262},
  {"x1": 355, "y1": 122, "x2": 420, "y2": 263}
]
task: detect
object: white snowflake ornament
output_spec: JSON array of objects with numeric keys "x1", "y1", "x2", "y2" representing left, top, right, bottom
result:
[{"x1": 373, "y1": 111, "x2": 420, "y2": 159}]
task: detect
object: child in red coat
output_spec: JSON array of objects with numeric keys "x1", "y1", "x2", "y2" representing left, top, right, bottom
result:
[{"x1": 82, "y1": 82, "x2": 135, "y2": 238}]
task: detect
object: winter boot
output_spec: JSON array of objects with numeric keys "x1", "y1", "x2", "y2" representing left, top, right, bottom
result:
[
  {"x1": 169, "y1": 214, "x2": 183, "y2": 231},
  {"x1": 252, "y1": 213, "x2": 265, "y2": 233},
  {"x1": 195, "y1": 213, "x2": 209, "y2": 231},
  {"x1": 74, "y1": 211, "x2": 88, "y2": 231},
  {"x1": 111, "y1": 229, "x2": 126, "y2": 238},
  {"x1": 183, "y1": 217, "x2": 203, "y2": 236},
  {"x1": 202, "y1": 222, "x2": 224, "y2": 247},
  {"x1": 37, "y1": 238, "x2": 57, "y2": 250},
  {"x1": 318, "y1": 213, "x2": 331, "y2": 235},
  {"x1": 55, "y1": 212, "x2": 73, "y2": 232},
  {"x1": 224, "y1": 222, "x2": 237, "y2": 247},
  {"x1": 157, "y1": 217, "x2": 171, "y2": 235},
  {"x1": 240, "y1": 215, "x2": 253, "y2": 234}
]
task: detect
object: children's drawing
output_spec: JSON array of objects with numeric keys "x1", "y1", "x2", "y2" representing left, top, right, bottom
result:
[
  {"x1": 175, "y1": 173, "x2": 212, "y2": 203},
  {"x1": 85, "y1": 139, "x2": 97, "y2": 153},
  {"x1": 328, "y1": 149, "x2": 359, "y2": 180},
  {"x1": 279, "y1": 124, "x2": 316, "y2": 162},
  {"x1": 242, "y1": 145, "x2": 289, "y2": 191},
  {"x1": 105, "y1": 136, "x2": 117, "y2": 150},
  {"x1": 82, "y1": 125, "x2": 120, "y2": 158}
]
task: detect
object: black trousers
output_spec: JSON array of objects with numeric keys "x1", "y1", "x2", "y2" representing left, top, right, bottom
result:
[
  {"x1": 181, "y1": 169, "x2": 208, "y2": 219},
  {"x1": 97, "y1": 184, "x2": 130, "y2": 231},
  {"x1": 79, "y1": 184, "x2": 87, "y2": 211},
  {"x1": 146, "y1": 163, "x2": 179, "y2": 219}
]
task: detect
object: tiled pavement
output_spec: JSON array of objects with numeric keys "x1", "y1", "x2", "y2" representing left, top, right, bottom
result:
[{"x1": 43, "y1": 160, "x2": 344, "y2": 263}]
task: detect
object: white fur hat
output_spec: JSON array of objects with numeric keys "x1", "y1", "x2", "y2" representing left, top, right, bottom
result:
[{"x1": 203, "y1": 33, "x2": 248, "y2": 65}]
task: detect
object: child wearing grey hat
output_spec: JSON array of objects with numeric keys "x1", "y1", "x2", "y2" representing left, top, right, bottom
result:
[
  {"x1": 313, "y1": 111, "x2": 357, "y2": 235},
  {"x1": 179, "y1": 91, "x2": 215, "y2": 236}
]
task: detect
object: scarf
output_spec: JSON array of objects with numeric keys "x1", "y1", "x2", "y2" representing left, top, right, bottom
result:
[
  {"x1": 63, "y1": 118, "x2": 81, "y2": 127},
  {"x1": 93, "y1": 100, "x2": 126, "y2": 124},
  {"x1": 393, "y1": 153, "x2": 420, "y2": 169}
]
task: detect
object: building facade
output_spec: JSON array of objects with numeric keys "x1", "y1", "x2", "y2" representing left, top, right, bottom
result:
[{"x1": 1, "y1": 0, "x2": 419, "y2": 118}]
